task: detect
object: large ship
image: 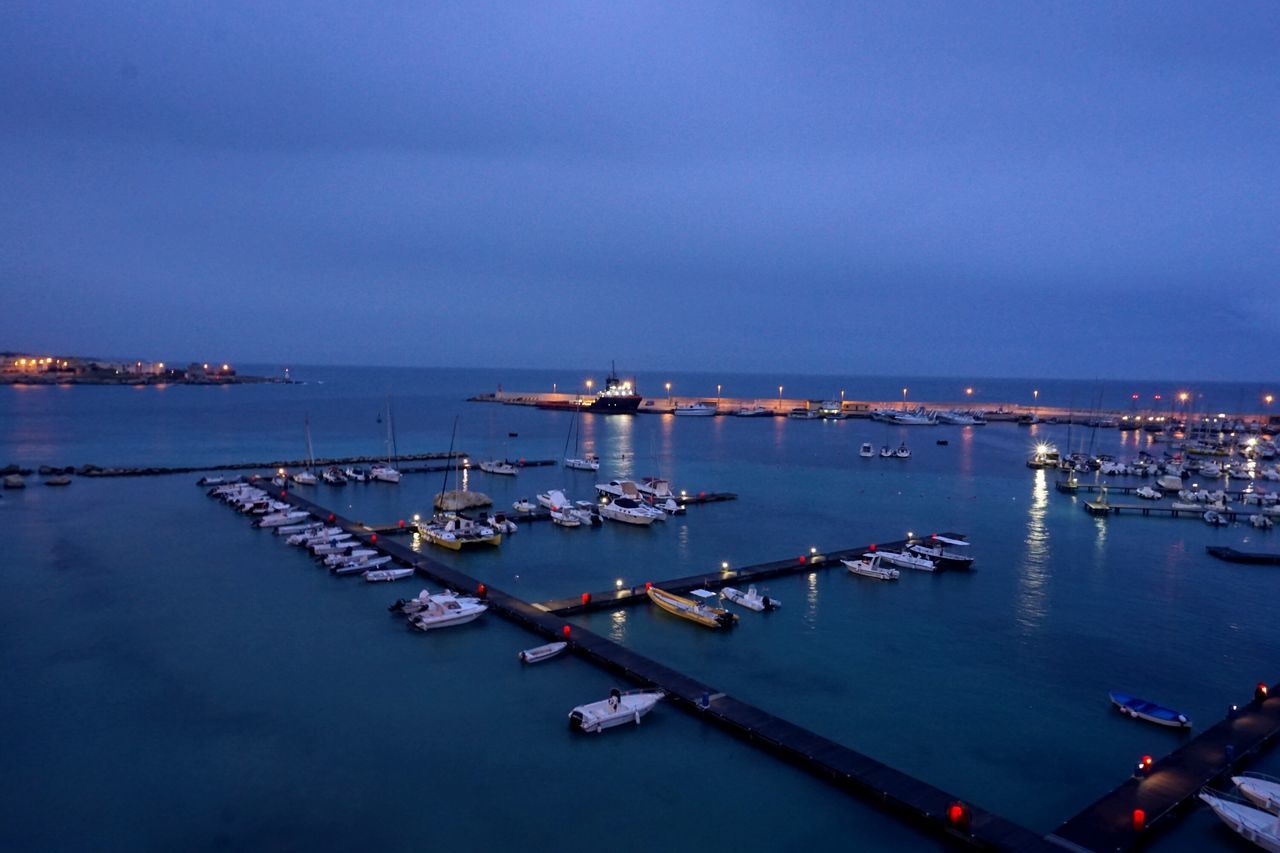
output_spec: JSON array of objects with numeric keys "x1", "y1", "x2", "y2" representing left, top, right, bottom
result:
[{"x1": 584, "y1": 363, "x2": 642, "y2": 414}]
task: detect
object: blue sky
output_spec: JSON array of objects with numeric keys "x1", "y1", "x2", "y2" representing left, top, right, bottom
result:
[{"x1": 1, "y1": 2, "x2": 1276, "y2": 379}]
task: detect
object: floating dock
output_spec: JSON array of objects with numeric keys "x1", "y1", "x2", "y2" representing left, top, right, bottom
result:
[
  {"x1": 1050, "y1": 683, "x2": 1280, "y2": 851},
  {"x1": 1057, "y1": 480, "x2": 1258, "y2": 499},
  {"x1": 1082, "y1": 501, "x2": 1246, "y2": 521},
  {"x1": 264, "y1": 491, "x2": 1051, "y2": 850}
]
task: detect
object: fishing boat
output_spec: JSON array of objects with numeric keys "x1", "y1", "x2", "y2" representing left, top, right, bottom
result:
[
  {"x1": 721, "y1": 585, "x2": 780, "y2": 611},
  {"x1": 1108, "y1": 691, "x2": 1191, "y2": 728},
  {"x1": 518, "y1": 641, "x2": 568, "y2": 664},
  {"x1": 598, "y1": 497, "x2": 657, "y2": 526},
  {"x1": 646, "y1": 587, "x2": 737, "y2": 628},
  {"x1": 1198, "y1": 789, "x2": 1280, "y2": 851},
  {"x1": 859, "y1": 442, "x2": 874, "y2": 458},
  {"x1": 407, "y1": 591, "x2": 488, "y2": 630},
  {"x1": 364, "y1": 567, "x2": 415, "y2": 582},
  {"x1": 876, "y1": 548, "x2": 937, "y2": 572},
  {"x1": 568, "y1": 688, "x2": 664, "y2": 733},
  {"x1": 673, "y1": 402, "x2": 717, "y2": 416},
  {"x1": 841, "y1": 553, "x2": 900, "y2": 580},
  {"x1": 907, "y1": 535, "x2": 974, "y2": 569}
]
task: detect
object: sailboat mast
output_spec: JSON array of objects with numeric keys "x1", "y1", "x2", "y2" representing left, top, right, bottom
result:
[
  {"x1": 304, "y1": 413, "x2": 315, "y2": 471},
  {"x1": 438, "y1": 416, "x2": 458, "y2": 508}
]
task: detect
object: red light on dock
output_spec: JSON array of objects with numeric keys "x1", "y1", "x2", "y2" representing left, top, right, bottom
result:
[
  {"x1": 798, "y1": 555, "x2": 807, "y2": 564},
  {"x1": 946, "y1": 801, "x2": 970, "y2": 830},
  {"x1": 699, "y1": 491, "x2": 706, "y2": 498},
  {"x1": 562, "y1": 625, "x2": 571, "y2": 638},
  {"x1": 645, "y1": 582, "x2": 653, "y2": 590},
  {"x1": 581, "y1": 592, "x2": 591, "y2": 604},
  {"x1": 869, "y1": 543, "x2": 876, "y2": 551},
  {"x1": 1256, "y1": 683, "x2": 1269, "y2": 702},
  {"x1": 280, "y1": 490, "x2": 286, "y2": 499},
  {"x1": 328, "y1": 513, "x2": 335, "y2": 522},
  {"x1": 477, "y1": 583, "x2": 486, "y2": 596},
  {"x1": 1132, "y1": 809, "x2": 1145, "y2": 831},
  {"x1": 398, "y1": 519, "x2": 405, "y2": 528}
]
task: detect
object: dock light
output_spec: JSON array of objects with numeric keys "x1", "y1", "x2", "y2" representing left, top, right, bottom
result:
[
  {"x1": 1134, "y1": 755, "x2": 1153, "y2": 777},
  {"x1": 581, "y1": 592, "x2": 591, "y2": 605},
  {"x1": 328, "y1": 513, "x2": 335, "y2": 522},
  {"x1": 798, "y1": 555, "x2": 807, "y2": 565},
  {"x1": 946, "y1": 801, "x2": 970, "y2": 831},
  {"x1": 905, "y1": 531, "x2": 913, "y2": 540},
  {"x1": 278, "y1": 468, "x2": 285, "y2": 476},
  {"x1": 370, "y1": 534, "x2": 377, "y2": 543},
  {"x1": 721, "y1": 561, "x2": 729, "y2": 570},
  {"x1": 680, "y1": 490, "x2": 687, "y2": 497},
  {"x1": 1229, "y1": 703, "x2": 1239, "y2": 719},
  {"x1": 562, "y1": 625, "x2": 572, "y2": 638},
  {"x1": 398, "y1": 519, "x2": 405, "y2": 528},
  {"x1": 965, "y1": 387, "x2": 973, "y2": 396},
  {"x1": 869, "y1": 543, "x2": 876, "y2": 551},
  {"x1": 1256, "y1": 683, "x2": 1269, "y2": 703},
  {"x1": 413, "y1": 513, "x2": 420, "y2": 522},
  {"x1": 615, "y1": 579, "x2": 624, "y2": 589},
  {"x1": 477, "y1": 583, "x2": 486, "y2": 596},
  {"x1": 645, "y1": 582, "x2": 653, "y2": 590},
  {"x1": 280, "y1": 490, "x2": 286, "y2": 499},
  {"x1": 1266, "y1": 395, "x2": 1274, "y2": 406},
  {"x1": 1132, "y1": 809, "x2": 1145, "y2": 832}
]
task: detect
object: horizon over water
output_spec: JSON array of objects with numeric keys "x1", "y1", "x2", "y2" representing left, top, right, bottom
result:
[{"x1": 2, "y1": 363, "x2": 1278, "y2": 851}]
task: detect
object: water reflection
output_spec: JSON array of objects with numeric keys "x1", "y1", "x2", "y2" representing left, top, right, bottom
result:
[
  {"x1": 1017, "y1": 468, "x2": 1050, "y2": 633},
  {"x1": 958, "y1": 425, "x2": 974, "y2": 477},
  {"x1": 802, "y1": 570, "x2": 819, "y2": 633},
  {"x1": 609, "y1": 609, "x2": 628, "y2": 643},
  {"x1": 609, "y1": 414, "x2": 635, "y2": 479}
]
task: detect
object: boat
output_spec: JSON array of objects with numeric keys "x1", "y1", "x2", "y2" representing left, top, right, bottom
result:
[
  {"x1": 416, "y1": 513, "x2": 502, "y2": 550},
  {"x1": 407, "y1": 590, "x2": 488, "y2": 630},
  {"x1": 291, "y1": 470, "x2": 317, "y2": 486},
  {"x1": 818, "y1": 401, "x2": 847, "y2": 419},
  {"x1": 859, "y1": 443, "x2": 874, "y2": 458},
  {"x1": 364, "y1": 567, "x2": 415, "y2": 582},
  {"x1": 478, "y1": 459, "x2": 518, "y2": 475},
  {"x1": 580, "y1": 362, "x2": 642, "y2": 414},
  {"x1": 1204, "y1": 510, "x2": 1229, "y2": 526},
  {"x1": 275, "y1": 521, "x2": 321, "y2": 535},
  {"x1": 565, "y1": 455, "x2": 600, "y2": 471},
  {"x1": 196, "y1": 475, "x2": 232, "y2": 486},
  {"x1": 1198, "y1": 788, "x2": 1280, "y2": 851},
  {"x1": 331, "y1": 555, "x2": 393, "y2": 575},
  {"x1": 483, "y1": 513, "x2": 519, "y2": 535},
  {"x1": 876, "y1": 548, "x2": 937, "y2": 572},
  {"x1": 2, "y1": 474, "x2": 24, "y2": 489},
  {"x1": 1108, "y1": 691, "x2": 1191, "y2": 728},
  {"x1": 788, "y1": 407, "x2": 820, "y2": 420},
  {"x1": 1157, "y1": 474, "x2": 1184, "y2": 491},
  {"x1": 518, "y1": 641, "x2": 568, "y2": 664},
  {"x1": 646, "y1": 587, "x2": 738, "y2": 628},
  {"x1": 255, "y1": 510, "x2": 311, "y2": 528},
  {"x1": 907, "y1": 535, "x2": 974, "y2": 569},
  {"x1": 894, "y1": 443, "x2": 911, "y2": 459},
  {"x1": 1252, "y1": 514, "x2": 1276, "y2": 529},
  {"x1": 721, "y1": 585, "x2": 780, "y2": 611},
  {"x1": 734, "y1": 405, "x2": 771, "y2": 417},
  {"x1": 879, "y1": 445, "x2": 893, "y2": 458},
  {"x1": 598, "y1": 497, "x2": 657, "y2": 526},
  {"x1": 292, "y1": 415, "x2": 318, "y2": 485},
  {"x1": 596, "y1": 479, "x2": 642, "y2": 499},
  {"x1": 1235, "y1": 774, "x2": 1280, "y2": 815},
  {"x1": 343, "y1": 466, "x2": 367, "y2": 482},
  {"x1": 1206, "y1": 546, "x2": 1280, "y2": 565},
  {"x1": 935, "y1": 410, "x2": 978, "y2": 425},
  {"x1": 841, "y1": 553, "x2": 900, "y2": 580},
  {"x1": 1135, "y1": 486, "x2": 1162, "y2": 500},
  {"x1": 512, "y1": 499, "x2": 536, "y2": 514},
  {"x1": 568, "y1": 688, "x2": 664, "y2": 733},
  {"x1": 636, "y1": 477, "x2": 677, "y2": 502},
  {"x1": 369, "y1": 399, "x2": 402, "y2": 483},
  {"x1": 893, "y1": 408, "x2": 936, "y2": 426},
  {"x1": 43, "y1": 475, "x2": 72, "y2": 486},
  {"x1": 551, "y1": 508, "x2": 581, "y2": 527},
  {"x1": 674, "y1": 402, "x2": 717, "y2": 416},
  {"x1": 321, "y1": 467, "x2": 347, "y2": 485}
]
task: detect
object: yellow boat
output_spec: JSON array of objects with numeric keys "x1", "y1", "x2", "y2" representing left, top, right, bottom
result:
[
  {"x1": 646, "y1": 587, "x2": 737, "y2": 629},
  {"x1": 414, "y1": 514, "x2": 502, "y2": 551}
]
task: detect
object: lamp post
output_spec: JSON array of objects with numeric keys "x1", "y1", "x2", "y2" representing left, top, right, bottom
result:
[
  {"x1": 777, "y1": 385, "x2": 784, "y2": 412},
  {"x1": 716, "y1": 384, "x2": 722, "y2": 409},
  {"x1": 901, "y1": 387, "x2": 908, "y2": 410},
  {"x1": 665, "y1": 382, "x2": 672, "y2": 406},
  {"x1": 552, "y1": 382, "x2": 557, "y2": 395},
  {"x1": 1033, "y1": 389, "x2": 1039, "y2": 417}
]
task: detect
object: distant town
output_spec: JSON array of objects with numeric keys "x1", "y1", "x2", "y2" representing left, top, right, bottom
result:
[{"x1": 0, "y1": 352, "x2": 291, "y2": 385}]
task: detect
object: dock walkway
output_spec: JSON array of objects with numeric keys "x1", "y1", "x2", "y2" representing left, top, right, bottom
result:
[{"x1": 270, "y1": 490, "x2": 1050, "y2": 851}]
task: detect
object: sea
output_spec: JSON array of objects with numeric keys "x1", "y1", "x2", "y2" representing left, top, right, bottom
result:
[{"x1": 2, "y1": 365, "x2": 1277, "y2": 852}]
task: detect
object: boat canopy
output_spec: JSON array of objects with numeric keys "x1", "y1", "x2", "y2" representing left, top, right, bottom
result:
[
  {"x1": 931, "y1": 535, "x2": 970, "y2": 547},
  {"x1": 690, "y1": 589, "x2": 717, "y2": 600}
]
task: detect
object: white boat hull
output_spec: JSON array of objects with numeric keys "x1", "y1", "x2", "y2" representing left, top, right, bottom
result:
[{"x1": 569, "y1": 690, "x2": 664, "y2": 733}]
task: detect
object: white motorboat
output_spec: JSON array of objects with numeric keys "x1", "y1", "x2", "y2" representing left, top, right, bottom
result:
[
  {"x1": 1252, "y1": 514, "x2": 1276, "y2": 529},
  {"x1": 568, "y1": 688, "x2": 665, "y2": 733},
  {"x1": 596, "y1": 479, "x2": 642, "y2": 500},
  {"x1": 842, "y1": 553, "x2": 900, "y2": 580},
  {"x1": 894, "y1": 443, "x2": 912, "y2": 459},
  {"x1": 598, "y1": 497, "x2": 657, "y2": 526},
  {"x1": 364, "y1": 567, "x2": 415, "y2": 582},
  {"x1": 291, "y1": 529, "x2": 349, "y2": 547},
  {"x1": 673, "y1": 402, "x2": 717, "y2": 416},
  {"x1": 369, "y1": 462, "x2": 402, "y2": 484},
  {"x1": 512, "y1": 498, "x2": 537, "y2": 514},
  {"x1": 275, "y1": 521, "x2": 322, "y2": 536},
  {"x1": 483, "y1": 513, "x2": 519, "y2": 534},
  {"x1": 565, "y1": 455, "x2": 600, "y2": 471},
  {"x1": 859, "y1": 443, "x2": 874, "y2": 458},
  {"x1": 324, "y1": 548, "x2": 378, "y2": 567},
  {"x1": 344, "y1": 466, "x2": 367, "y2": 482},
  {"x1": 907, "y1": 535, "x2": 974, "y2": 569},
  {"x1": 551, "y1": 508, "x2": 582, "y2": 527},
  {"x1": 407, "y1": 591, "x2": 488, "y2": 630},
  {"x1": 637, "y1": 477, "x2": 677, "y2": 502},
  {"x1": 734, "y1": 405, "x2": 771, "y2": 417},
  {"x1": 1157, "y1": 474, "x2": 1183, "y2": 491},
  {"x1": 721, "y1": 585, "x2": 780, "y2": 611},
  {"x1": 1135, "y1": 486, "x2": 1162, "y2": 500},
  {"x1": 291, "y1": 470, "x2": 317, "y2": 486},
  {"x1": 1235, "y1": 774, "x2": 1280, "y2": 815},
  {"x1": 321, "y1": 467, "x2": 347, "y2": 485},
  {"x1": 935, "y1": 410, "x2": 978, "y2": 425},
  {"x1": 1198, "y1": 789, "x2": 1280, "y2": 852},
  {"x1": 331, "y1": 556, "x2": 392, "y2": 575},
  {"x1": 1204, "y1": 510, "x2": 1229, "y2": 526},
  {"x1": 877, "y1": 548, "x2": 937, "y2": 572},
  {"x1": 255, "y1": 510, "x2": 311, "y2": 528},
  {"x1": 479, "y1": 459, "x2": 519, "y2": 475},
  {"x1": 518, "y1": 641, "x2": 568, "y2": 664}
]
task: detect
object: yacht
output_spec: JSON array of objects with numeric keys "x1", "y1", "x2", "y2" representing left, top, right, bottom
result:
[
  {"x1": 407, "y1": 591, "x2": 488, "y2": 630},
  {"x1": 598, "y1": 497, "x2": 657, "y2": 526},
  {"x1": 636, "y1": 477, "x2": 677, "y2": 502}
]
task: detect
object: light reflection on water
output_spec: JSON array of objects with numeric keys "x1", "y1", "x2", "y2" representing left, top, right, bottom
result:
[
  {"x1": 802, "y1": 570, "x2": 820, "y2": 633},
  {"x1": 609, "y1": 608, "x2": 627, "y2": 643},
  {"x1": 1017, "y1": 468, "x2": 1050, "y2": 634}
]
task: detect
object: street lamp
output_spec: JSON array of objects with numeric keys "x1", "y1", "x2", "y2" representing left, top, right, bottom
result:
[
  {"x1": 552, "y1": 382, "x2": 557, "y2": 395},
  {"x1": 901, "y1": 387, "x2": 908, "y2": 409},
  {"x1": 716, "y1": 384, "x2": 722, "y2": 408},
  {"x1": 665, "y1": 382, "x2": 672, "y2": 405},
  {"x1": 777, "y1": 385, "x2": 784, "y2": 412},
  {"x1": 1033, "y1": 389, "x2": 1039, "y2": 416},
  {"x1": 965, "y1": 387, "x2": 973, "y2": 397}
]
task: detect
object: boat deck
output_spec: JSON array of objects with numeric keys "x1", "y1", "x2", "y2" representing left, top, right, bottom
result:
[
  {"x1": 1050, "y1": 684, "x2": 1280, "y2": 851},
  {"x1": 266, "y1": 490, "x2": 1051, "y2": 850}
]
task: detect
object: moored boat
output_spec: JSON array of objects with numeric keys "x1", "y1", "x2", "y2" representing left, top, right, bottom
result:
[
  {"x1": 907, "y1": 535, "x2": 974, "y2": 569},
  {"x1": 841, "y1": 553, "x2": 900, "y2": 580},
  {"x1": 518, "y1": 641, "x2": 568, "y2": 664},
  {"x1": 415, "y1": 513, "x2": 502, "y2": 550},
  {"x1": 364, "y1": 567, "x2": 415, "y2": 582},
  {"x1": 1198, "y1": 788, "x2": 1280, "y2": 851},
  {"x1": 1108, "y1": 691, "x2": 1191, "y2": 728},
  {"x1": 1234, "y1": 774, "x2": 1280, "y2": 815},
  {"x1": 647, "y1": 587, "x2": 737, "y2": 628},
  {"x1": 859, "y1": 442, "x2": 874, "y2": 458},
  {"x1": 673, "y1": 402, "x2": 717, "y2": 416},
  {"x1": 721, "y1": 585, "x2": 780, "y2": 611},
  {"x1": 407, "y1": 591, "x2": 487, "y2": 630},
  {"x1": 877, "y1": 548, "x2": 936, "y2": 572},
  {"x1": 598, "y1": 497, "x2": 657, "y2": 526},
  {"x1": 568, "y1": 688, "x2": 664, "y2": 733}
]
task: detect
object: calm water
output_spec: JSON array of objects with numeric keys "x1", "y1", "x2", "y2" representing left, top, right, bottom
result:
[{"x1": 2, "y1": 366, "x2": 1277, "y2": 851}]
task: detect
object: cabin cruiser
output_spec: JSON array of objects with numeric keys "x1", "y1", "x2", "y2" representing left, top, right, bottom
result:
[
  {"x1": 636, "y1": 477, "x2": 677, "y2": 502},
  {"x1": 596, "y1": 479, "x2": 643, "y2": 500},
  {"x1": 907, "y1": 535, "x2": 974, "y2": 569},
  {"x1": 598, "y1": 497, "x2": 657, "y2": 526}
]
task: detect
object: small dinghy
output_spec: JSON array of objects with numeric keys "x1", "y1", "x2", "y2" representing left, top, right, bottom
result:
[
  {"x1": 568, "y1": 688, "x2": 664, "y2": 733},
  {"x1": 841, "y1": 553, "x2": 900, "y2": 580},
  {"x1": 1199, "y1": 788, "x2": 1280, "y2": 851},
  {"x1": 721, "y1": 585, "x2": 780, "y2": 611},
  {"x1": 364, "y1": 567, "x2": 415, "y2": 583},
  {"x1": 1108, "y1": 691, "x2": 1191, "y2": 728},
  {"x1": 518, "y1": 641, "x2": 568, "y2": 664},
  {"x1": 1234, "y1": 773, "x2": 1280, "y2": 814}
]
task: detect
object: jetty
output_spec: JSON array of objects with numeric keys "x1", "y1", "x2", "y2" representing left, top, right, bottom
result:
[
  {"x1": 1205, "y1": 546, "x2": 1280, "y2": 566},
  {"x1": 1082, "y1": 501, "x2": 1248, "y2": 522},
  {"x1": 1056, "y1": 480, "x2": 1258, "y2": 500},
  {"x1": 253, "y1": 489, "x2": 1051, "y2": 850}
]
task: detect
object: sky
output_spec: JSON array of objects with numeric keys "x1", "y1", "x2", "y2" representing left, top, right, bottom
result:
[{"x1": 1, "y1": 1, "x2": 1277, "y2": 380}]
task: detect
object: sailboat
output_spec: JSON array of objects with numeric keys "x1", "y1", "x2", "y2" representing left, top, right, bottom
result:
[
  {"x1": 421, "y1": 417, "x2": 501, "y2": 550},
  {"x1": 292, "y1": 415, "x2": 318, "y2": 485},
  {"x1": 564, "y1": 405, "x2": 599, "y2": 471},
  {"x1": 370, "y1": 399, "x2": 402, "y2": 483}
]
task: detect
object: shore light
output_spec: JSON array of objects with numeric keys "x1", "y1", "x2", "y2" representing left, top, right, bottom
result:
[
  {"x1": 965, "y1": 387, "x2": 973, "y2": 396},
  {"x1": 413, "y1": 513, "x2": 421, "y2": 522},
  {"x1": 615, "y1": 579, "x2": 624, "y2": 589},
  {"x1": 721, "y1": 561, "x2": 730, "y2": 571}
]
